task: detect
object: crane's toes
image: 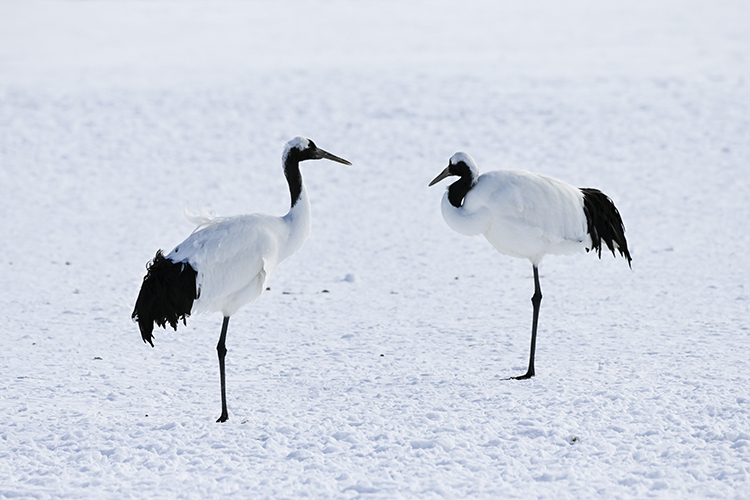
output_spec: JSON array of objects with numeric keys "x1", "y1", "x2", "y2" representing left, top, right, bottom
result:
[
  {"x1": 216, "y1": 413, "x2": 229, "y2": 423},
  {"x1": 511, "y1": 372, "x2": 535, "y2": 380}
]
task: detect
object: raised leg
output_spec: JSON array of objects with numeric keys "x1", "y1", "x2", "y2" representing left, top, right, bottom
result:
[
  {"x1": 514, "y1": 265, "x2": 542, "y2": 380},
  {"x1": 216, "y1": 316, "x2": 230, "y2": 423}
]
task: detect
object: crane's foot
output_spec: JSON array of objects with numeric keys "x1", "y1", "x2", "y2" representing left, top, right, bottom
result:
[
  {"x1": 511, "y1": 370, "x2": 535, "y2": 380},
  {"x1": 216, "y1": 412, "x2": 229, "y2": 423}
]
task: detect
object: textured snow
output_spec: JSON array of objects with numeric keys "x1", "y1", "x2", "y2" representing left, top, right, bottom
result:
[{"x1": 1, "y1": 0, "x2": 749, "y2": 498}]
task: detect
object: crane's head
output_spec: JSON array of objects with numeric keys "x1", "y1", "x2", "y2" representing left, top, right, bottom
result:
[
  {"x1": 429, "y1": 152, "x2": 479, "y2": 187},
  {"x1": 429, "y1": 152, "x2": 480, "y2": 208},
  {"x1": 283, "y1": 137, "x2": 352, "y2": 166}
]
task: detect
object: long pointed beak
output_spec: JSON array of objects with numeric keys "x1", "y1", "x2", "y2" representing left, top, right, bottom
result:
[
  {"x1": 316, "y1": 148, "x2": 352, "y2": 166},
  {"x1": 428, "y1": 166, "x2": 452, "y2": 187}
]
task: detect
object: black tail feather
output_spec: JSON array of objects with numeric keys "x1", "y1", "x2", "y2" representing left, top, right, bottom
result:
[
  {"x1": 132, "y1": 250, "x2": 199, "y2": 346},
  {"x1": 580, "y1": 188, "x2": 632, "y2": 268}
]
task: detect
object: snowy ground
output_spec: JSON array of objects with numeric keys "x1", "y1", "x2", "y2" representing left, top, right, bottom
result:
[{"x1": 1, "y1": 1, "x2": 750, "y2": 498}]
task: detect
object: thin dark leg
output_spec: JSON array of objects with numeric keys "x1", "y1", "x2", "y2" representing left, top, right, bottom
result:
[
  {"x1": 216, "y1": 316, "x2": 230, "y2": 423},
  {"x1": 514, "y1": 265, "x2": 542, "y2": 380}
]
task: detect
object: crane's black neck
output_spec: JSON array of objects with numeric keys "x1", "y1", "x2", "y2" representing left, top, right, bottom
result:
[
  {"x1": 284, "y1": 157, "x2": 304, "y2": 208},
  {"x1": 447, "y1": 164, "x2": 477, "y2": 208}
]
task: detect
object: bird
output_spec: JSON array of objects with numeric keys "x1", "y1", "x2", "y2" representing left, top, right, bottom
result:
[
  {"x1": 132, "y1": 137, "x2": 352, "y2": 422},
  {"x1": 429, "y1": 152, "x2": 631, "y2": 380}
]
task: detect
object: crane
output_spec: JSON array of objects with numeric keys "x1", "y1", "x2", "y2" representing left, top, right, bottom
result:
[
  {"x1": 429, "y1": 152, "x2": 631, "y2": 379},
  {"x1": 132, "y1": 137, "x2": 352, "y2": 422}
]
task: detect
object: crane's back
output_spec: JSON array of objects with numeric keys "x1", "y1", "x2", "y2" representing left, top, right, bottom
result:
[
  {"x1": 168, "y1": 213, "x2": 292, "y2": 316},
  {"x1": 468, "y1": 170, "x2": 590, "y2": 264}
]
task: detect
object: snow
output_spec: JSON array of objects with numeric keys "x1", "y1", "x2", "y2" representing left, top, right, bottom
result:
[{"x1": 1, "y1": 0, "x2": 749, "y2": 498}]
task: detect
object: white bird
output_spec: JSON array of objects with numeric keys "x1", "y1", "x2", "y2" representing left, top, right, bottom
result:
[
  {"x1": 429, "y1": 152, "x2": 631, "y2": 380},
  {"x1": 132, "y1": 137, "x2": 352, "y2": 422}
]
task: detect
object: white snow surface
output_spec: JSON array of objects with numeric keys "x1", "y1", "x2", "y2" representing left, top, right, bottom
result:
[{"x1": 1, "y1": 0, "x2": 750, "y2": 498}]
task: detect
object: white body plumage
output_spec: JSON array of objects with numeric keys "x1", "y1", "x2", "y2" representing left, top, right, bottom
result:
[
  {"x1": 439, "y1": 164, "x2": 591, "y2": 266},
  {"x1": 168, "y1": 189, "x2": 311, "y2": 317}
]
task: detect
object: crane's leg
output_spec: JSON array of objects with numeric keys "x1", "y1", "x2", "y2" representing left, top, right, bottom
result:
[
  {"x1": 216, "y1": 316, "x2": 230, "y2": 423},
  {"x1": 514, "y1": 265, "x2": 542, "y2": 380}
]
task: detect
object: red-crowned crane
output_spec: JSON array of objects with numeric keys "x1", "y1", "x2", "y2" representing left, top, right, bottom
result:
[
  {"x1": 429, "y1": 152, "x2": 631, "y2": 380},
  {"x1": 132, "y1": 137, "x2": 352, "y2": 422}
]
